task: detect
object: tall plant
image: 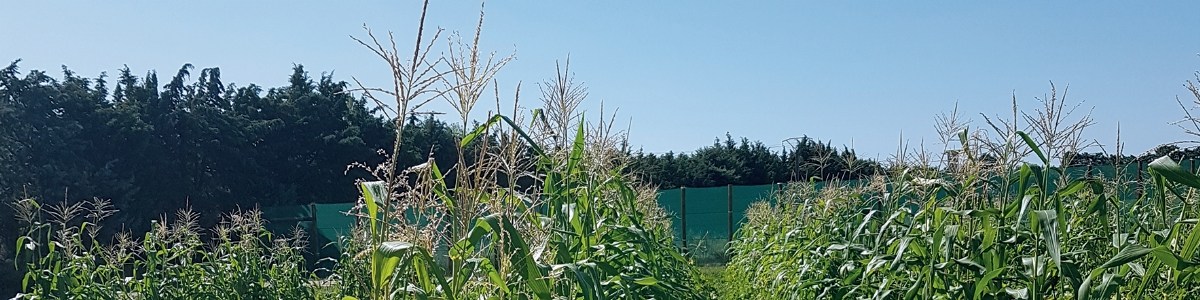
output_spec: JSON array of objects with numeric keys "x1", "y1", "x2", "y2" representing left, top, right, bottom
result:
[
  {"x1": 333, "y1": 2, "x2": 710, "y2": 299},
  {"x1": 724, "y1": 86, "x2": 1200, "y2": 299}
]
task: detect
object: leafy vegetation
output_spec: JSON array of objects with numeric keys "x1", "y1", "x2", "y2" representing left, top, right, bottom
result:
[
  {"x1": 0, "y1": 60, "x2": 468, "y2": 234},
  {"x1": 8, "y1": 2, "x2": 713, "y2": 299},
  {"x1": 8, "y1": 0, "x2": 1200, "y2": 299},
  {"x1": 12, "y1": 199, "x2": 324, "y2": 299},
  {"x1": 321, "y1": 5, "x2": 710, "y2": 297},
  {"x1": 722, "y1": 85, "x2": 1200, "y2": 299},
  {"x1": 725, "y1": 154, "x2": 1200, "y2": 299},
  {"x1": 0, "y1": 60, "x2": 475, "y2": 296},
  {"x1": 628, "y1": 134, "x2": 881, "y2": 189}
]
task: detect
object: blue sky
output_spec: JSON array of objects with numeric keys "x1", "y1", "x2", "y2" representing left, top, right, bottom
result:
[{"x1": 3, "y1": 1, "x2": 1200, "y2": 160}]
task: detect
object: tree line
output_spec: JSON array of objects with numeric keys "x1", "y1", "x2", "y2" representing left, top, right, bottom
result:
[
  {"x1": 0, "y1": 61, "x2": 469, "y2": 243},
  {"x1": 1068, "y1": 144, "x2": 1200, "y2": 166},
  {"x1": 626, "y1": 135, "x2": 882, "y2": 189},
  {"x1": 8, "y1": 59, "x2": 1198, "y2": 226},
  {"x1": 0, "y1": 61, "x2": 891, "y2": 236},
  {"x1": 17, "y1": 59, "x2": 1198, "y2": 260}
]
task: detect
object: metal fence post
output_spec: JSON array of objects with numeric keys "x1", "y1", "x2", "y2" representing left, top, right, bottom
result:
[
  {"x1": 727, "y1": 184, "x2": 733, "y2": 243},
  {"x1": 309, "y1": 202, "x2": 319, "y2": 267},
  {"x1": 680, "y1": 187, "x2": 688, "y2": 255}
]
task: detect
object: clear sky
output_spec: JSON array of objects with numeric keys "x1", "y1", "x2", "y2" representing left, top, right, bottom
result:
[{"x1": 4, "y1": 1, "x2": 1200, "y2": 160}]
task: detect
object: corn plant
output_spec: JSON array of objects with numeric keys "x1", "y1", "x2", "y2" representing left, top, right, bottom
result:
[
  {"x1": 328, "y1": 2, "x2": 711, "y2": 298},
  {"x1": 724, "y1": 130, "x2": 1200, "y2": 299},
  {"x1": 335, "y1": 108, "x2": 713, "y2": 299},
  {"x1": 12, "y1": 198, "x2": 321, "y2": 299}
]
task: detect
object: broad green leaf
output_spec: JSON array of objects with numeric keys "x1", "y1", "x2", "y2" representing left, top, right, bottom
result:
[
  {"x1": 1017, "y1": 131, "x2": 1048, "y2": 165},
  {"x1": 852, "y1": 210, "x2": 877, "y2": 242},
  {"x1": 1095, "y1": 273, "x2": 1120, "y2": 300},
  {"x1": 461, "y1": 114, "x2": 544, "y2": 156},
  {"x1": 481, "y1": 214, "x2": 551, "y2": 299},
  {"x1": 1054, "y1": 180, "x2": 1088, "y2": 197},
  {"x1": 1099, "y1": 244, "x2": 1153, "y2": 269},
  {"x1": 634, "y1": 277, "x2": 659, "y2": 286},
  {"x1": 359, "y1": 181, "x2": 387, "y2": 236},
  {"x1": 428, "y1": 159, "x2": 456, "y2": 214},
  {"x1": 904, "y1": 275, "x2": 921, "y2": 300},
  {"x1": 981, "y1": 216, "x2": 997, "y2": 252},
  {"x1": 1150, "y1": 246, "x2": 1196, "y2": 270},
  {"x1": 567, "y1": 120, "x2": 585, "y2": 175},
  {"x1": 1182, "y1": 219, "x2": 1200, "y2": 259},
  {"x1": 409, "y1": 247, "x2": 449, "y2": 299},
  {"x1": 460, "y1": 114, "x2": 504, "y2": 148},
  {"x1": 477, "y1": 258, "x2": 509, "y2": 294},
  {"x1": 958, "y1": 127, "x2": 972, "y2": 161},
  {"x1": 1034, "y1": 210, "x2": 1061, "y2": 270},
  {"x1": 974, "y1": 267, "x2": 1005, "y2": 300},
  {"x1": 1149, "y1": 155, "x2": 1200, "y2": 189},
  {"x1": 1085, "y1": 194, "x2": 1109, "y2": 218},
  {"x1": 890, "y1": 237, "x2": 913, "y2": 270},
  {"x1": 1077, "y1": 272, "x2": 1095, "y2": 300},
  {"x1": 373, "y1": 241, "x2": 414, "y2": 290},
  {"x1": 954, "y1": 257, "x2": 986, "y2": 274},
  {"x1": 1015, "y1": 195, "x2": 1034, "y2": 227}
]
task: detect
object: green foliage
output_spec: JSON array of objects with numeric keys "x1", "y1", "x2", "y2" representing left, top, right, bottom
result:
[
  {"x1": 0, "y1": 61, "x2": 465, "y2": 212},
  {"x1": 0, "y1": 61, "x2": 460, "y2": 237},
  {"x1": 336, "y1": 116, "x2": 714, "y2": 300},
  {"x1": 1069, "y1": 144, "x2": 1200, "y2": 167},
  {"x1": 0, "y1": 60, "x2": 474, "y2": 296},
  {"x1": 628, "y1": 134, "x2": 880, "y2": 189},
  {"x1": 11, "y1": 198, "x2": 323, "y2": 300},
  {"x1": 722, "y1": 138, "x2": 1200, "y2": 299}
]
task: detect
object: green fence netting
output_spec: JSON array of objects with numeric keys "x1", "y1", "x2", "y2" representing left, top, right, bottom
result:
[
  {"x1": 262, "y1": 203, "x2": 357, "y2": 267},
  {"x1": 264, "y1": 161, "x2": 1195, "y2": 267},
  {"x1": 654, "y1": 161, "x2": 1196, "y2": 265}
]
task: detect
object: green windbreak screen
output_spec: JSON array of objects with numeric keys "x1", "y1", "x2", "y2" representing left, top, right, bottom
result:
[
  {"x1": 657, "y1": 188, "x2": 682, "y2": 241},
  {"x1": 263, "y1": 161, "x2": 1186, "y2": 266},
  {"x1": 732, "y1": 184, "x2": 777, "y2": 219},
  {"x1": 654, "y1": 184, "x2": 783, "y2": 264},
  {"x1": 681, "y1": 186, "x2": 730, "y2": 263},
  {"x1": 262, "y1": 203, "x2": 357, "y2": 261},
  {"x1": 651, "y1": 161, "x2": 1184, "y2": 265}
]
